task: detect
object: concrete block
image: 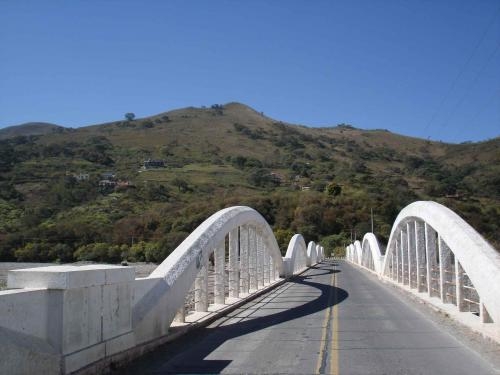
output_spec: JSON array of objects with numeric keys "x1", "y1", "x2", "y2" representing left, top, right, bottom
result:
[
  {"x1": 8, "y1": 265, "x2": 133, "y2": 290},
  {"x1": 105, "y1": 331, "x2": 135, "y2": 356},
  {"x1": 62, "y1": 286, "x2": 102, "y2": 354},
  {"x1": 0, "y1": 325, "x2": 61, "y2": 375},
  {"x1": 0, "y1": 289, "x2": 51, "y2": 341},
  {"x1": 102, "y1": 283, "x2": 132, "y2": 340},
  {"x1": 63, "y1": 342, "x2": 105, "y2": 374}
]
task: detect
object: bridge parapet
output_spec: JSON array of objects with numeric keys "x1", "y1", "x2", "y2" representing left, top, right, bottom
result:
[
  {"x1": 0, "y1": 206, "x2": 321, "y2": 374},
  {"x1": 346, "y1": 201, "x2": 500, "y2": 343}
]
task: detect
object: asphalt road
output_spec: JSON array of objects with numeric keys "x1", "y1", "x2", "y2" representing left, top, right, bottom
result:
[{"x1": 118, "y1": 260, "x2": 498, "y2": 374}]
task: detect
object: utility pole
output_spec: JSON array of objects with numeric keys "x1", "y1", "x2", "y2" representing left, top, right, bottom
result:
[{"x1": 371, "y1": 208, "x2": 374, "y2": 233}]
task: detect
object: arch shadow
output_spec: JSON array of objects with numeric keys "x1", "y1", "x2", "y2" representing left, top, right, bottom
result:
[{"x1": 120, "y1": 261, "x2": 348, "y2": 374}]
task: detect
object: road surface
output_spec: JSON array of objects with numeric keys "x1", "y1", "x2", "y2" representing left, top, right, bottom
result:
[{"x1": 118, "y1": 260, "x2": 499, "y2": 374}]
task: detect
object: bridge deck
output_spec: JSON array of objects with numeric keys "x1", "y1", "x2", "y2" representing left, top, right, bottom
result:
[{"x1": 118, "y1": 260, "x2": 498, "y2": 374}]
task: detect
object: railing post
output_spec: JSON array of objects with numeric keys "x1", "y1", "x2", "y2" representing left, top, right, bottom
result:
[
  {"x1": 229, "y1": 228, "x2": 239, "y2": 298},
  {"x1": 214, "y1": 240, "x2": 225, "y2": 305},
  {"x1": 263, "y1": 240, "x2": 270, "y2": 285},
  {"x1": 438, "y1": 236, "x2": 454, "y2": 304},
  {"x1": 195, "y1": 260, "x2": 208, "y2": 312},
  {"x1": 407, "y1": 222, "x2": 416, "y2": 289},
  {"x1": 257, "y1": 229, "x2": 264, "y2": 288},
  {"x1": 401, "y1": 229, "x2": 408, "y2": 285},
  {"x1": 269, "y1": 257, "x2": 276, "y2": 282},
  {"x1": 395, "y1": 239, "x2": 400, "y2": 283},
  {"x1": 174, "y1": 305, "x2": 186, "y2": 323},
  {"x1": 249, "y1": 226, "x2": 258, "y2": 291},
  {"x1": 240, "y1": 225, "x2": 249, "y2": 295},
  {"x1": 425, "y1": 223, "x2": 438, "y2": 297},
  {"x1": 455, "y1": 258, "x2": 465, "y2": 312},
  {"x1": 480, "y1": 300, "x2": 493, "y2": 323},
  {"x1": 415, "y1": 221, "x2": 426, "y2": 292}
]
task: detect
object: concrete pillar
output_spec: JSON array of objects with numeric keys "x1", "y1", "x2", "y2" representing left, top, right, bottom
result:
[
  {"x1": 257, "y1": 230, "x2": 264, "y2": 289},
  {"x1": 249, "y1": 226, "x2": 258, "y2": 291},
  {"x1": 263, "y1": 243, "x2": 270, "y2": 285},
  {"x1": 480, "y1": 300, "x2": 493, "y2": 323},
  {"x1": 174, "y1": 305, "x2": 186, "y2": 323},
  {"x1": 425, "y1": 223, "x2": 438, "y2": 297},
  {"x1": 195, "y1": 261, "x2": 208, "y2": 312},
  {"x1": 455, "y1": 258, "x2": 466, "y2": 312},
  {"x1": 229, "y1": 228, "x2": 239, "y2": 298},
  {"x1": 270, "y1": 256, "x2": 275, "y2": 281},
  {"x1": 415, "y1": 221, "x2": 426, "y2": 292},
  {"x1": 240, "y1": 225, "x2": 249, "y2": 295},
  {"x1": 401, "y1": 229, "x2": 408, "y2": 285},
  {"x1": 214, "y1": 241, "x2": 225, "y2": 305},
  {"x1": 407, "y1": 222, "x2": 416, "y2": 289},
  {"x1": 390, "y1": 250, "x2": 395, "y2": 280},
  {"x1": 438, "y1": 235, "x2": 445, "y2": 302},
  {"x1": 395, "y1": 240, "x2": 400, "y2": 283},
  {"x1": 438, "y1": 236, "x2": 454, "y2": 304}
]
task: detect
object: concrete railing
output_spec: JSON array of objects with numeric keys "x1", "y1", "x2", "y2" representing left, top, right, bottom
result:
[
  {"x1": 346, "y1": 201, "x2": 500, "y2": 343},
  {"x1": 0, "y1": 206, "x2": 323, "y2": 374}
]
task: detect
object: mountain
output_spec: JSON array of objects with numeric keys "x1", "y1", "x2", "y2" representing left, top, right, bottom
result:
[
  {"x1": 0, "y1": 102, "x2": 498, "y2": 263},
  {"x1": 0, "y1": 122, "x2": 68, "y2": 139}
]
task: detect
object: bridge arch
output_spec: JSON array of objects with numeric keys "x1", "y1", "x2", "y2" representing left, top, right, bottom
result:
[
  {"x1": 346, "y1": 201, "x2": 500, "y2": 341},
  {"x1": 133, "y1": 206, "x2": 316, "y2": 345}
]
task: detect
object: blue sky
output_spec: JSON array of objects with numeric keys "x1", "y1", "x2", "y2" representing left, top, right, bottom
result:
[{"x1": 1, "y1": 0, "x2": 499, "y2": 143}]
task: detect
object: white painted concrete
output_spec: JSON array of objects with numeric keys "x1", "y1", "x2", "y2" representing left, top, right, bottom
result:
[
  {"x1": 0, "y1": 206, "x2": 320, "y2": 374},
  {"x1": 346, "y1": 200, "x2": 500, "y2": 343}
]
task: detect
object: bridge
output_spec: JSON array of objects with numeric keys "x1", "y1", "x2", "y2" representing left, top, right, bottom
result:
[{"x1": 0, "y1": 202, "x2": 499, "y2": 374}]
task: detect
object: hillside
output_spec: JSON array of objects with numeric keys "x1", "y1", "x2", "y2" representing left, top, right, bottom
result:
[
  {"x1": 0, "y1": 122, "x2": 68, "y2": 139},
  {"x1": 0, "y1": 102, "x2": 498, "y2": 262}
]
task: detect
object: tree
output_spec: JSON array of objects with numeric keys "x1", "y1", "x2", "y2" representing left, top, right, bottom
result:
[
  {"x1": 326, "y1": 183, "x2": 342, "y2": 197},
  {"x1": 125, "y1": 112, "x2": 135, "y2": 121}
]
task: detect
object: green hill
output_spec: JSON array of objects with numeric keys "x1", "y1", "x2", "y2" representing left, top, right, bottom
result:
[
  {"x1": 0, "y1": 102, "x2": 498, "y2": 262},
  {"x1": 0, "y1": 122, "x2": 68, "y2": 139}
]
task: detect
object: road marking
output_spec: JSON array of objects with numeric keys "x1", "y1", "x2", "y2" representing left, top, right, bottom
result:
[
  {"x1": 330, "y1": 270, "x2": 339, "y2": 375},
  {"x1": 316, "y1": 263, "x2": 336, "y2": 374}
]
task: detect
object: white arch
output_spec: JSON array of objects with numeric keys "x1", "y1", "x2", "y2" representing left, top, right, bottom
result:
[
  {"x1": 381, "y1": 201, "x2": 500, "y2": 325},
  {"x1": 134, "y1": 206, "x2": 285, "y2": 344},
  {"x1": 284, "y1": 234, "x2": 308, "y2": 276},
  {"x1": 307, "y1": 241, "x2": 318, "y2": 266},
  {"x1": 346, "y1": 201, "x2": 500, "y2": 342},
  {"x1": 360, "y1": 233, "x2": 384, "y2": 274}
]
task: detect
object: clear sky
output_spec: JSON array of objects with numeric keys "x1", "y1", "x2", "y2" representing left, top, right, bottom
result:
[{"x1": 1, "y1": 0, "x2": 499, "y2": 143}]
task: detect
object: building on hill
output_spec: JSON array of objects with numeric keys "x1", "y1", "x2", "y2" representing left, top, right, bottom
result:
[
  {"x1": 66, "y1": 172, "x2": 90, "y2": 181},
  {"x1": 101, "y1": 171, "x2": 116, "y2": 180},
  {"x1": 143, "y1": 159, "x2": 165, "y2": 169}
]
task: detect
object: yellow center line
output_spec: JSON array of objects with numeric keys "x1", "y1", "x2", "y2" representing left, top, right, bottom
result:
[
  {"x1": 330, "y1": 271, "x2": 339, "y2": 375},
  {"x1": 315, "y1": 264, "x2": 336, "y2": 374}
]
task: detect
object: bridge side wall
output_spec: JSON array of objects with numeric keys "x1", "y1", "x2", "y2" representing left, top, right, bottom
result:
[{"x1": 0, "y1": 206, "x2": 321, "y2": 374}]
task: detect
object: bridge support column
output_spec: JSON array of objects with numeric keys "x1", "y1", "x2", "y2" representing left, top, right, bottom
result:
[
  {"x1": 415, "y1": 221, "x2": 426, "y2": 293},
  {"x1": 455, "y1": 258, "x2": 466, "y2": 312},
  {"x1": 195, "y1": 262, "x2": 208, "y2": 312},
  {"x1": 240, "y1": 225, "x2": 249, "y2": 295},
  {"x1": 249, "y1": 226, "x2": 258, "y2": 292},
  {"x1": 438, "y1": 236, "x2": 454, "y2": 304},
  {"x1": 214, "y1": 241, "x2": 225, "y2": 305},
  {"x1": 425, "y1": 223, "x2": 438, "y2": 297},
  {"x1": 229, "y1": 228, "x2": 239, "y2": 298},
  {"x1": 401, "y1": 230, "x2": 408, "y2": 285},
  {"x1": 270, "y1": 256, "x2": 275, "y2": 281},
  {"x1": 257, "y1": 230, "x2": 264, "y2": 289},
  {"x1": 263, "y1": 243, "x2": 270, "y2": 285},
  {"x1": 407, "y1": 222, "x2": 416, "y2": 289},
  {"x1": 480, "y1": 300, "x2": 493, "y2": 323},
  {"x1": 174, "y1": 305, "x2": 186, "y2": 323},
  {"x1": 396, "y1": 239, "x2": 400, "y2": 282}
]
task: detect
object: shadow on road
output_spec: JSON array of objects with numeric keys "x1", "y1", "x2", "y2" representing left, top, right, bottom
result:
[{"x1": 119, "y1": 261, "x2": 347, "y2": 374}]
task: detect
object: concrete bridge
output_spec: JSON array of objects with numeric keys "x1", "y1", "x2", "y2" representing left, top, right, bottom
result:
[{"x1": 0, "y1": 202, "x2": 499, "y2": 374}]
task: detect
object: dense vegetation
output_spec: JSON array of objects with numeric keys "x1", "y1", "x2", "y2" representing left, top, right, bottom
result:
[{"x1": 0, "y1": 103, "x2": 498, "y2": 262}]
